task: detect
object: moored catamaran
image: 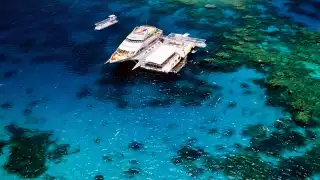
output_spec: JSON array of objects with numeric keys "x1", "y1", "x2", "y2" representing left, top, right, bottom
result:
[{"x1": 104, "y1": 25, "x2": 206, "y2": 73}]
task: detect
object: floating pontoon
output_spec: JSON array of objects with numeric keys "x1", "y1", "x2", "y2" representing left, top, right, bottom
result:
[{"x1": 167, "y1": 33, "x2": 207, "y2": 48}]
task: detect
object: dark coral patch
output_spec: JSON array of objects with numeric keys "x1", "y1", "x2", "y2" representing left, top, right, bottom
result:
[
  {"x1": 0, "y1": 53, "x2": 8, "y2": 63},
  {"x1": 233, "y1": 143, "x2": 242, "y2": 149},
  {"x1": 272, "y1": 119, "x2": 294, "y2": 130},
  {"x1": 215, "y1": 145, "x2": 226, "y2": 150},
  {"x1": 223, "y1": 153, "x2": 272, "y2": 179},
  {"x1": 145, "y1": 98, "x2": 174, "y2": 108},
  {"x1": 94, "y1": 138, "x2": 101, "y2": 144},
  {"x1": 129, "y1": 159, "x2": 139, "y2": 165},
  {"x1": 102, "y1": 155, "x2": 113, "y2": 162},
  {"x1": 172, "y1": 157, "x2": 182, "y2": 165},
  {"x1": 5, "y1": 124, "x2": 31, "y2": 137},
  {"x1": 4, "y1": 127, "x2": 52, "y2": 178},
  {"x1": 187, "y1": 165, "x2": 205, "y2": 177},
  {"x1": 248, "y1": 130, "x2": 306, "y2": 157},
  {"x1": 0, "y1": 141, "x2": 8, "y2": 155},
  {"x1": 94, "y1": 175, "x2": 104, "y2": 180},
  {"x1": 185, "y1": 137, "x2": 197, "y2": 146},
  {"x1": 76, "y1": 86, "x2": 93, "y2": 99},
  {"x1": 128, "y1": 141, "x2": 144, "y2": 150},
  {"x1": 305, "y1": 129, "x2": 317, "y2": 140},
  {"x1": 47, "y1": 144, "x2": 80, "y2": 164},
  {"x1": 175, "y1": 146, "x2": 206, "y2": 162},
  {"x1": 123, "y1": 168, "x2": 140, "y2": 178},
  {"x1": 3, "y1": 124, "x2": 78, "y2": 178},
  {"x1": 27, "y1": 100, "x2": 41, "y2": 108},
  {"x1": 223, "y1": 129, "x2": 234, "y2": 137},
  {"x1": 240, "y1": 83, "x2": 250, "y2": 89},
  {"x1": 243, "y1": 90, "x2": 253, "y2": 95},
  {"x1": 43, "y1": 174, "x2": 56, "y2": 180},
  {"x1": 227, "y1": 102, "x2": 237, "y2": 108},
  {"x1": 25, "y1": 88, "x2": 34, "y2": 94},
  {"x1": 3, "y1": 70, "x2": 17, "y2": 79},
  {"x1": 1, "y1": 102, "x2": 13, "y2": 109},
  {"x1": 252, "y1": 78, "x2": 266, "y2": 88},
  {"x1": 47, "y1": 144, "x2": 70, "y2": 163},
  {"x1": 273, "y1": 157, "x2": 313, "y2": 179},
  {"x1": 242, "y1": 124, "x2": 267, "y2": 138},
  {"x1": 23, "y1": 108, "x2": 32, "y2": 116},
  {"x1": 208, "y1": 128, "x2": 218, "y2": 134},
  {"x1": 203, "y1": 156, "x2": 224, "y2": 172}
]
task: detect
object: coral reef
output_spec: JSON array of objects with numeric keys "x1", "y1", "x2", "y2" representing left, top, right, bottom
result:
[
  {"x1": 172, "y1": 116, "x2": 320, "y2": 179},
  {"x1": 181, "y1": 0, "x2": 320, "y2": 126}
]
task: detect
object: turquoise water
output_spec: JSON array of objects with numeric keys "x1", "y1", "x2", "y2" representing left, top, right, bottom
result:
[{"x1": 0, "y1": 0, "x2": 319, "y2": 179}]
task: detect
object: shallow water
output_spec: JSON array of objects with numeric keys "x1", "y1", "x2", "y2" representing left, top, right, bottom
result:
[{"x1": 1, "y1": 0, "x2": 320, "y2": 179}]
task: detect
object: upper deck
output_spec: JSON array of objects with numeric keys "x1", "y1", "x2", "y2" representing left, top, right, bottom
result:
[{"x1": 126, "y1": 26, "x2": 160, "y2": 41}]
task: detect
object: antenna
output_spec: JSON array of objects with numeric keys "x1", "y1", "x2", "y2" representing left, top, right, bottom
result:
[
  {"x1": 143, "y1": 11, "x2": 148, "y2": 25},
  {"x1": 146, "y1": 18, "x2": 147, "y2": 25}
]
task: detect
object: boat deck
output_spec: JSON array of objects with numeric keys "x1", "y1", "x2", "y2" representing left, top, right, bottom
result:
[{"x1": 134, "y1": 40, "x2": 163, "y2": 60}]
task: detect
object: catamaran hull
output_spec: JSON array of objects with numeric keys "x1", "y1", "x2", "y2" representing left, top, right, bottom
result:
[{"x1": 105, "y1": 56, "x2": 137, "y2": 64}]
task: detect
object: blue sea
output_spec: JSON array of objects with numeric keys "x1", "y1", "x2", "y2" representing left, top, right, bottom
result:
[{"x1": 1, "y1": 0, "x2": 320, "y2": 179}]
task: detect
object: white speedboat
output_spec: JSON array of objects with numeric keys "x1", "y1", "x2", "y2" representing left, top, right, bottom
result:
[{"x1": 94, "y1": 15, "x2": 118, "y2": 30}]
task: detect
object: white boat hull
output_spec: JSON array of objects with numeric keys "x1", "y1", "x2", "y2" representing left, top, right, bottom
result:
[{"x1": 94, "y1": 20, "x2": 118, "y2": 30}]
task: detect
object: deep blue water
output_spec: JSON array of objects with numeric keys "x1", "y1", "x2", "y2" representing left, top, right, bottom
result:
[{"x1": 0, "y1": 0, "x2": 320, "y2": 179}]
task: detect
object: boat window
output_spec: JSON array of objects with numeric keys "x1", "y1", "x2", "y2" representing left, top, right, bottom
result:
[
  {"x1": 125, "y1": 38, "x2": 143, "y2": 43},
  {"x1": 146, "y1": 62, "x2": 162, "y2": 68},
  {"x1": 117, "y1": 49, "x2": 131, "y2": 54}
]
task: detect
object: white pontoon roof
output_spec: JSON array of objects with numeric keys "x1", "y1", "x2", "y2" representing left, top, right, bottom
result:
[{"x1": 146, "y1": 45, "x2": 175, "y2": 65}]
